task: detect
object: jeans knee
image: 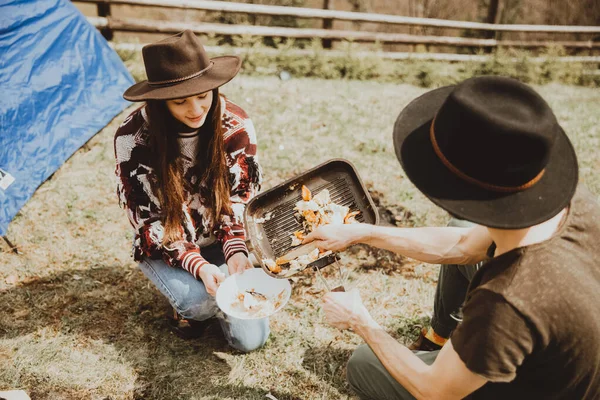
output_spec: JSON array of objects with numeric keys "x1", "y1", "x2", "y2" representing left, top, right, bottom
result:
[
  {"x1": 223, "y1": 318, "x2": 271, "y2": 353},
  {"x1": 230, "y1": 331, "x2": 270, "y2": 353},
  {"x1": 167, "y1": 280, "x2": 217, "y2": 321},
  {"x1": 138, "y1": 258, "x2": 216, "y2": 322},
  {"x1": 177, "y1": 301, "x2": 217, "y2": 321}
]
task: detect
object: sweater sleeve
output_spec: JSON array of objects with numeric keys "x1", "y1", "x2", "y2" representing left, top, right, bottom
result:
[
  {"x1": 114, "y1": 113, "x2": 209, "y2": 278},
  {"x1": 216, "y1": 117, "x2": 262, "y2": 261}
]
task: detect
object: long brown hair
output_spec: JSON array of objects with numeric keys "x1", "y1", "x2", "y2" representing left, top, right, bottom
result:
[{"x1": 146, "y1": 89, "x2": 232, "y2": 244}]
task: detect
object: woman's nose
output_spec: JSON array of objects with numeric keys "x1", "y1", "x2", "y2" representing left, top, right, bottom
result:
[{"x1": 189, "y1": 98, "x2": 204, "y2": 115}]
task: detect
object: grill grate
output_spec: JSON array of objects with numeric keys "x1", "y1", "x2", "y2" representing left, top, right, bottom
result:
[{"x1": 263, "y1": 177, "x2": 365, "y2": 257}]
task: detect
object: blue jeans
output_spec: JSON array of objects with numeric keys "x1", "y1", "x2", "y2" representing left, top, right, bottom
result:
[{"x1": 138, "y1": 244, "x2": 270, "y2": 352}]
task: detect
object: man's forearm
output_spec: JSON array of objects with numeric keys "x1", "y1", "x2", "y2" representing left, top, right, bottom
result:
[{"x1": 355, "y1": 225, "x2": 483, "y2": 265}]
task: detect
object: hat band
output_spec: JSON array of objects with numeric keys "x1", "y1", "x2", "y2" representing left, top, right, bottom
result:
[
  {"x1": 430, "y1": 116, "x2": 545, "y2": 193},
  {"x1": 147, "y1": 62, "x2": 214, "y2": 87}
]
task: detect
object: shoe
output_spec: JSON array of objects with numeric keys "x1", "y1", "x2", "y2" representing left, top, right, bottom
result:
[
  {"x1": 408, "y1": 328, "x2": 443, "y2": 351},
  {"x1": 167, "y1": 308, "x2": 217, "y2": 339}
]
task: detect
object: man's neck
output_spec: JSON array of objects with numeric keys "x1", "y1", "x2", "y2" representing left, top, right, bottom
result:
[{"x1": 487, "y1": 207, "x2": 568, "y2": 257}]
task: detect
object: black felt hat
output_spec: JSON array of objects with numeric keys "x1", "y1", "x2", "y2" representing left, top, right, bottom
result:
[{"x1": 393, "y1": 76, "x2": 578, "y2": 229}]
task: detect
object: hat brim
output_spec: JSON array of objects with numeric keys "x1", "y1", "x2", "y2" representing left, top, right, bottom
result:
[
  {"x1": 123, "y1": 56, "x2": 241, "y2": 101},
  {"x1": 393, "y1": 86, "x2": 579, "y2": 229}
]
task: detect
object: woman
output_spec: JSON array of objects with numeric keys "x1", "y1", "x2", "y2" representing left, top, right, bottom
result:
[{"x1": 114, "y1": 30, "x2": 268, "y2": 351}]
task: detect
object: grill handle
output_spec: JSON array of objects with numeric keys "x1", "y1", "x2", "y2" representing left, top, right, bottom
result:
[
  {"x1": 309, "y1": 253, "x2": 339, "y2": 270},
  {"x1": 245, "y1": 239, "x2": 255, "y2": 254},
  {"x1": 246, "y1": 239, "x2": 262, "y2": 267}
]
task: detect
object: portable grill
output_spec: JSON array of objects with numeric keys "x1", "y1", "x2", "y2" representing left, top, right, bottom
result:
[{"x1": 244, "y1": 159, "x2": 379, "y2": 285}]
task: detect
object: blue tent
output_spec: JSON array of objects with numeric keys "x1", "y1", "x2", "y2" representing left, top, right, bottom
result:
[{"x1": 0, "y1": 0, "x2": 133, "y2": 236}]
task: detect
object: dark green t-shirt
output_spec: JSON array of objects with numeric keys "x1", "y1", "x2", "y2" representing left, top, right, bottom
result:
[{"x1": 452, "y1": 185, "x2": 600, "y2": 399}]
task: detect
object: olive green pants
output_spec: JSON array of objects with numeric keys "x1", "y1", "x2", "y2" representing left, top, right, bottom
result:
[{"x1": 347, "y1": 344, "x2": 439, "y2": 400}]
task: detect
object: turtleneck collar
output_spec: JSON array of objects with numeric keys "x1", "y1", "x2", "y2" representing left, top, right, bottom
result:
[{"x1": 172, "y1": 118, "x2": 200, "y2": 136}]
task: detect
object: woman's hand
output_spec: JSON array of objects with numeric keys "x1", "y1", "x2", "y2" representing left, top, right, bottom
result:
[
  {"x1": 227, "y1": 252, "x2": 254, "y2": 276},
  {"x1": 198, "y1": 264, "x2": 226, "y2": 296},
  {"x1": 322, "y1": 289, "x2": 374, "y2": 331},
  {"x1": 303, "y1": 223, "x2": 372, "y2": 252}
]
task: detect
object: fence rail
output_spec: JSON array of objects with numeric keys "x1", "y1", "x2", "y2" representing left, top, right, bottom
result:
[
  {"x1": 113, "y1": 41, "x2": 600, "y2": 63},
  {"x1": 89, "y1": 16, "x2": 600, "y2": 49},
  {"x1": 77, "y1": 0, "x2": 600, "y2": 34},
  {"x1": 76, "y1": 0, "x2": 600, "y2": 63}
]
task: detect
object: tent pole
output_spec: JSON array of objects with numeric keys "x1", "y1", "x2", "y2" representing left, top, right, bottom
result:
[{"x1": 2, "y1": 236, "x2": 19, "y2": 254}]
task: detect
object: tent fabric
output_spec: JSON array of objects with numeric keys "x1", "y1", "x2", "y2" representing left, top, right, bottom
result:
[{"x1": 0, "y1": 0, "x2": 134, "y2": 235}]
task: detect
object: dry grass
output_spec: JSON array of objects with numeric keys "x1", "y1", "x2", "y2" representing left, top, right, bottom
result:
[{"x1": 1, "y1": 76, "x2": 598, "y2": 399}]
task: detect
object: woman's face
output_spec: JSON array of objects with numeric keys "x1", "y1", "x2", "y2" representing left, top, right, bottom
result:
[{"x1": 166, "y1": 91, "x2": 213, "y2": 129}]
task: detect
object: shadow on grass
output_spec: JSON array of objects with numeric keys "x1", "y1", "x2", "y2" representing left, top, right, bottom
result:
[
  {"x1": 301, "y1": 345, "x2": 355, "y2": 397},
  {"x1": 203, "y1": 384, "x2": 303, "y2": 400},
  {"x1": 343, "y1": 244, "x2": 416, "y2": 277},
  {"x1": 0, "y1": 264, "x2": 284, "y2": 399}
]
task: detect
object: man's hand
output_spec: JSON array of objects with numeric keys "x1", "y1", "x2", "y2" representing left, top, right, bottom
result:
[
  {"x1": 303, "y1": 223, "x2": 372, "y2": 252},
  {"x1": 227, "y1": 252, "x2": 253, "y2": 276},
  {"x1": 322, "y1": 289, "x2": 377, "y2": 331},
  {"x1": 198, "y1": 264, "x2": 226, "y2": 296}
]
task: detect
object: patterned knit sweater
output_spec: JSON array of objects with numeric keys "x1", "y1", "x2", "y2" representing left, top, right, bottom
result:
[{"x1": 114, "y1": 96, "x2": 261, "y2": 278}]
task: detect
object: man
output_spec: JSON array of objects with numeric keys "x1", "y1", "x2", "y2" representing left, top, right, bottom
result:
[{"x1": 304, "y1": 76, "x2": 600, "y2": 399}]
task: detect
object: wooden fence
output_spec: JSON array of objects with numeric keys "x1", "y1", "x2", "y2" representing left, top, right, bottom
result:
[
  {"x1": 75, "y1": 0, "x2": 600, "y2": 63},
  {"x1": 112, "y1": 41, "x2": 600, "y2": 64}
]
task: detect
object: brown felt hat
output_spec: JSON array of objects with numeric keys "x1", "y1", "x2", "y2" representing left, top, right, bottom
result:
[
  {"x1": 123, "y1": 30, "x2": 241, "y2": 101},
  {"x1": 393, "y1": 76, "x2": 578, "y2": 229}
]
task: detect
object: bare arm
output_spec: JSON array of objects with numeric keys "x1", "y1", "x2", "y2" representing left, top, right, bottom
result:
[
  {"x1": 323, "y1": 291, "x2": 487, "y2": 399},
  {"x1": 355, "y1": 317, "x2": 487, "y2": 399},
  {"x1": 304, "y1": 223, "x2": 493, "y2": 265},
  {"x1": 364, "y1": 224, "x2": 492, "y2": 265}
]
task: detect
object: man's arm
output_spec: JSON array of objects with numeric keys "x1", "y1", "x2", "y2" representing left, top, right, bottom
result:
[
  {"x1": 357, "y1": 317, "x2": 487, "y2": 400},
  {"x1": 324, "y1": 291, "x2": 487, "y2": 399},
  {"x1": 305, "y1": 223, "x2": 493, "y2": 265}
]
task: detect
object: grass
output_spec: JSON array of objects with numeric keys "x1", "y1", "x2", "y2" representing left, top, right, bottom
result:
[
  {"x1": 117, "y1": 41, "x2": 600, "y2": 89},
  {"x1": 1, "y1": 75, "x2": 599, "y2": 399}
]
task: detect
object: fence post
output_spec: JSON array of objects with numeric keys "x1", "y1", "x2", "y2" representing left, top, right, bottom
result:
[
  {"x1": 97, "y1": 0, "x2": 114, "y2": 41},
  {"x1": 484, "y1": 0, "x2": 500, "y2": 53},
  {"x1": 248, "y1": 0, "x2": 256, "y2": 25},
  {"x1": 322, "y1": 0, "x2": 332, "y2": 49}
]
